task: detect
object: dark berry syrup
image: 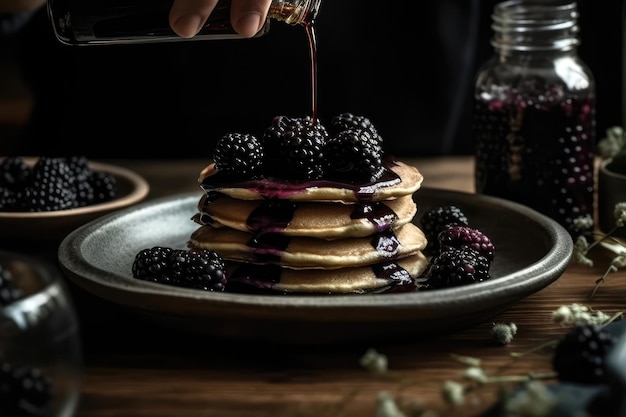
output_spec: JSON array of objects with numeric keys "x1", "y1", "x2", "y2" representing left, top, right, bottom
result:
[
  {"x1": 304, "y1": 21, "x2": 318, "y2": 124},
  {"x1": 473, "y1": 87, "x2": 595, "y2": 237}
]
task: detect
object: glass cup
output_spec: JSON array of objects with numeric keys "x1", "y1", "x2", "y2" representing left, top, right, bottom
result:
[{"x1": 0, "y1": 251, "x2": 82, "y2": 417}]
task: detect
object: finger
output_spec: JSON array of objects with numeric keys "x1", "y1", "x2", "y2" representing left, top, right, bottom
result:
[
  {"x1": 169, "y1": 0, "x2": 219, "y2": 38},
  {"x1": 230, "y1": 0, "x2": 273, "y2": 38}
]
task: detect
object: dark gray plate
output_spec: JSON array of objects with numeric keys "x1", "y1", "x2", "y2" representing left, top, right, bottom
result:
[{"x1": 57, "y1": 188, "x2": 572, "y2": 344}]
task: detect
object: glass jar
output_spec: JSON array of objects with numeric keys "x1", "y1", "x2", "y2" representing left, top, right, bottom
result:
[
  {"x1": 473, "y1": 0, "x2": 595, "y2": 238},
  {"x1": 48, "y1": 0, "x2": 322, "y2": 45},
  {"x1": 0, "y1": 251, "x2": 82, "y2": 417}
]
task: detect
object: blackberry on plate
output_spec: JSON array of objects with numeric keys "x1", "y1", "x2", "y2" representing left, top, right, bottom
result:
[
  {"x1": 420, "y1": 205, "x2": 470, "y2": 255},
  {"x1": 552, "y1": 324, "x2": 617, "y2": 384},
  {"x1": 421, "y1": 247, "x2": 491, "y2": 290},
  {"x1": 438, "y1": 225, "x2": 495, "y2": 261},
  {"x1": 0, "y1": 362, "x2": 53, "y2": 417},
  {"x1": 169, "y1": 249, "x2": 226, "y2": 292},
  {"x1": 0, "y1": 264, "x2": 23, "y2": 306},
  {"x1": 132, "y1": 247, "x2": 227, "y2": 292},
  {"x1": 279, "y1": 123, "x2": 327, "y2": 179},
  {"x1": 132, "y1": 246, "x2": 177, "y2": 285},
  {"x1": 213, "y1": 132, "x2": 264, "y2": 178},
  {"x1": 325, "y1": 128, "x2": 384, "y2": 182}
]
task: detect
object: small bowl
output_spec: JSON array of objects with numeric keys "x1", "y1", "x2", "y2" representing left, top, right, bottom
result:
[
  {"x1": 598, "y1": 156, "x2": 626, "y2": 239},
  {"x1": 0, "y1": 250, "x2": 82, "y2": 417},
  {"x1": 0, "y1": 160, "x2": 149, "y2": 247}
]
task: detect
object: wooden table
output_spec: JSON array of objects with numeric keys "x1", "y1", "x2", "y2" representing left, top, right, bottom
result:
[{"x1": 64, "y1": 157, "x2": 624, "y2": 417}]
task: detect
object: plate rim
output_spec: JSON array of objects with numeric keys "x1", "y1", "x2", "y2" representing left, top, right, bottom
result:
[{"x1": 57, "y1": 187, "x2": 573, "y2": 315}]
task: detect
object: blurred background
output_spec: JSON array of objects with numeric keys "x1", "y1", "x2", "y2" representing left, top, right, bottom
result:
[{"x1": 0, "y1": 0, "x2": 622, "y2": 158}]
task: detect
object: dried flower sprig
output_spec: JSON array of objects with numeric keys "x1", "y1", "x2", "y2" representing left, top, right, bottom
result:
[
  {"x1": 569, "y1": 126, "x2": 626, "y2": 296},
  {"x1": 571, "y1": 202, "x2": 626, "y2": 297},
  {"x1": 597, "y1": 126, "x2": 626, "y2": 159}
]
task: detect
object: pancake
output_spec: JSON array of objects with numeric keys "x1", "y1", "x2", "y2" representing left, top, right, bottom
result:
[
  {"x1": 194, "y1": 194, "x2": 418, "y2": 238},
  {"x1": 188, "y1": 222, "x2": 427, "y2": 270},
  {"x1": 197, "y1": 157, "x2": 423, "y2": 202},
  {"x1": 225, "y1": 252, "x2": 429, "y2": 294}
]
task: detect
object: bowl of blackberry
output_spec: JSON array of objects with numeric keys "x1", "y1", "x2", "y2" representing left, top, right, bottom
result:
[{"x1": 0, "y1": 156, "x2": 149, "y2": 246}]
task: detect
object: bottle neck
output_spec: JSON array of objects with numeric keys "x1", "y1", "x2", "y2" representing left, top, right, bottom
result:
[
  {"x1": 268, "y1": 0, "x2": 322, "y2": 25},
  {"x1": 491, "y1": 0, "x2": 580, "y2": 54}
]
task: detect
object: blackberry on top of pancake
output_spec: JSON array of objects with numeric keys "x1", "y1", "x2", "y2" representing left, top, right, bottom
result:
[{"x1": 198, "y1": 114, "x2": 423, "y2": 202}]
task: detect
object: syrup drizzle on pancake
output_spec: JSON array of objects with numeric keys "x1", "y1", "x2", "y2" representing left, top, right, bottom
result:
[
  {"x1": 200, "y1": 157, "x2": 403, "y2": 202},
  {"x1": 226, "y1": 259, "x2": 416, "y2": 295}
]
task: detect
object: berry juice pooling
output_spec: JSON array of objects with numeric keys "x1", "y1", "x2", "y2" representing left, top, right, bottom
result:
[{"x1": 473, "y1": 0, "x2": 595, "y2": 238}]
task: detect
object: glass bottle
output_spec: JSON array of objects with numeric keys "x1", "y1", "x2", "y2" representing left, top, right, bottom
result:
[
  {"x1": 473, "y1": 0, "x2": 595, "y2": 238},
  {"x1": 47, "y1": 0, "x2": 322, "y2": 46}
]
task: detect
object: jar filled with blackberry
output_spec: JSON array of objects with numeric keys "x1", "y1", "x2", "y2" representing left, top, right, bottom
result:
[
  {"x1": 473, "y1": 0, "x2": 595, "y2": 238},
  {"x1": 48, "y1": 0, "x2": 321, "y2": 45}
]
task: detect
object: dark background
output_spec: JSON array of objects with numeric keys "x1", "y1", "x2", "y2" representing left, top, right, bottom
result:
[{"x1": 1, "y1": 0, "x2": 622, "y2": 158}]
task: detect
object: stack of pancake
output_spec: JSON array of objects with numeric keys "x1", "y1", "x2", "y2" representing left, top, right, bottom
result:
[{"x1": 187, "y1": 157, "x2": 428, "y2": 294}]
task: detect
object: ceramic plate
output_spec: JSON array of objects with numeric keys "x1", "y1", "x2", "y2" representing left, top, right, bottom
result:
[
  {"x1": 0, "y1": 160, "x2": 149, "y2": 247},
  {"x1": 58, "y1": 188, "x2": 572, "y2": 344}
]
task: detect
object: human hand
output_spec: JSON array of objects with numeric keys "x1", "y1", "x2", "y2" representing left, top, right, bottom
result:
[{"x1": 169, "y1": 0, "x2": 273, "y2": 39}]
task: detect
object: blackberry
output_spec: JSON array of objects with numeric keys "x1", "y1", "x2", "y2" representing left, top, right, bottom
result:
[
  {"x1": 280, "y1": 123, "x2": 327, "y2": 179},
  {"x1": 0, "y1": 186, "x2": 18, "y2": 212},
  {"x1": 261, "y1": 116, "x2": 317, "y2": 177},
  {"x1": 87, "y1": 171, "x2": 117, "y2": 204},
  {"x1": 0, "y1": 156, "x2": 31, "y2": 191},
  {"x1": 420, "y1": 205, "x2": 470, "y2": 255},
  {"x1": 168, "y1": 249, "x2": 226, "y2": 292},
  {"x1": 0, "y1": 362, "x2": 53, "y2": 417},
  {"x1": 325, "y1": 129, "x2": 384, "y2": 182},
  {"x1": 552, "y1": 324, "x2": 617, "y2": 384},
  {"x1": 213, "y1": 132, "x2": 264, "y2": 178},
  {"x1": 19, "y1": 157, "x2": 78, "y2": 211},
  {"x1": 331, "y1": 113, "x2": 380, "y2": 138},
  {"x1": 262, "y1": 115, "x2": 312, "y2": 147},
  {"x1": 132, "y1": 247, "x2": 227, "y2": 292},
  {"x1": 421, "y1": 248, "x2": 491, "y2": 290},
  {"x1": 330, "y1": 113, "x2": 383, "y2": 157},
  {"x1": 132, "y1": 246, "x2": 177, "y2": 285},
  {"x1": 65, "y1": 155, "x2": 95, "y2": 206},
  {"x1": 0, "y1": 265, "x2": 22, "y2": 306},
  {"x1": 438, "y1": 225, "x2": 495, "y2": 261}
]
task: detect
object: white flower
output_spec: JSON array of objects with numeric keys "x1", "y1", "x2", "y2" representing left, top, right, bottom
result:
[
  {"x1": 463, "y1": 366, "x2": 488, "y2": 384},
  {"x1": 360, "y1": 348, "x2": 388, "y2": 375},
  {"x1": 572, "y1": 214, "x2": 593, "y2": 232},
  {"x1": 611, "y1": 254, "x2": 626, "y2": 268},
  {"x1": 571, "y1": 235, "x2": 593, "y2": 267},
  {"x1": 614, "y1": 202, "x2": 626, "y2": 227},
  {"x1": 441, "y1": 380, "x2": 465, "y2": 406},
  {"x1": 492, "y1": 322, "x2": 518, "y2": 345},
  {"x1": 376, "y1": 392, "x2": 406, "y2": 417},
  {"x1": 597, "y1": 126, "x2": 626, "y2": 158},
  {"x1": 552, "y1": 304, "x2": 610, "y2": 326}
]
